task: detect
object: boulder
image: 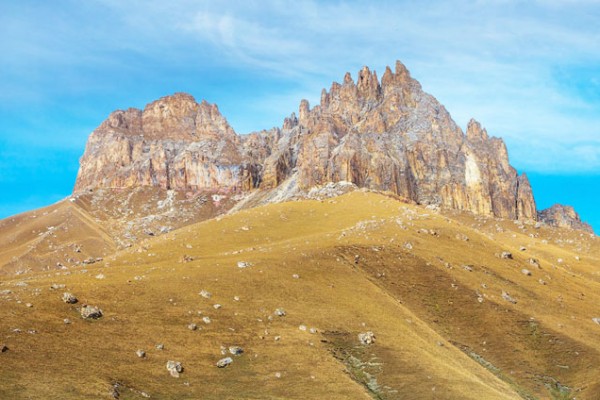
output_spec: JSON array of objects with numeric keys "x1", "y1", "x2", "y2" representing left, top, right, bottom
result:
[
  {"x1": 80, "y1": 305, "x2": 103, "y2": 319},
  {"x1": 166, "y1": 361, "x2": 183, "y2": 377},
  {"x1": 358, "y1": 331, "x2": 376, "y2": 345},
  {"x1": 62, "y1": 292, "x2": 78, "y2": 304},
  {"x1": 216, "y1": 357, "x2": 233, "y2": 368}
]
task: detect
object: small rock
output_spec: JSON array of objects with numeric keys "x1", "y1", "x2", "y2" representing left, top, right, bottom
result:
[
  {"x1": 188, "y1": 323, "x2": 198, "y2": 331},
  {"x1": 0, "y1": 289, "x2": 11, "y2": 295},
  {"x1": 229, "y1": 346, "x2": 244, "y2": 355},
  {"x1": 136, "y1": 349, "x2": 146, "y2": 358},
  {"x1": 237, "y1": 261, "x2": 251, "y2": 269},
  {"x1": 274, "y1": 336, "x2": 281, "y2": 341},
  {"x1": 538, "y1": 279, "x2": 547, "y2": 285},
  {"x1": 25, "y1": 303, "x2": 33, "y2": 308},
  {"x1": 309, "y1": 328, "x2": 318, "y2": 334},
  {"x1": 233, "y1": 296, "x2": 240, "y2": 301},
  {"x1": 216, "y1": 357, "x2": 233, "y2": 368},
  {"x1": 358, "y1": 331, "x2": 376, "y2": 345},
  {"x1": 202, "y1": 316, "x2": 211, "y2": 324},
  {"x1": 521, "y1": 269, "x2": 532, "y2": 276},
  {"x1": 501, "y1": 291, "x2": 517, "y2": 304},
  {"x1": 213, "y1": 304, "x2": 222, "y2": 310},
  {"x1": 95, "y1": 274, "x2": 105, "y2": 280},
  {"x1": 292, "y1": 274, "x2": 300, "y2": 279},
  {"x1": 519, "y1": 246, "x2": 527, "y2": 251},
  {"x1": 529, "y1": 258, "x2": 540, "y2": 268},
  {"x1": 199, "y1": 290, "x2": 212, "y2": 299},
  {"x1": 274, "y1": 372, "x2": 282, "y2": 378},
  {"x1": 80, "y1": 305, "x2": 103, "y2": 319},
  {"x1": 299, "y1": 325, "x2": 307, "y2": 331},
  {"x1": 166, "y1": 360, "x2": 183, "y2": 377},
  {"x1": 500, "y1": 252, "x2": 513, "y2": 259},
  {"x1": 156, "y1": 344, "x2": 164, "y2": 350},
  {"x1": 404, "y1": 242, "x2": 413, "y2": 250},
  {"x1": 463, "y1": 265, "x2": 473, "y2": 272},
  {"x1": 592, "y1": 318, "x2": 600, "y2": 325},
  {"x1": 63, "y1": 318, "x2": 71, "y2": 324},
  {"x1": 274, "y1": 308, "x2": 286, "y2": 317},
  {"x1": 557, "y1": 258, "x2": 563, "y2": 264},
  {"x1": 1, "y1": 344, "x2": 8, "y2": 353},
  {"x1": 62, "y1": 292, "x2": 78, "y2": 304}
]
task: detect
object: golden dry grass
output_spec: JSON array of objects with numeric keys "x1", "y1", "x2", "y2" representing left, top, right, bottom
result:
[{"x1": 1, "y1": 191, "x2": 599, "y2": 399}]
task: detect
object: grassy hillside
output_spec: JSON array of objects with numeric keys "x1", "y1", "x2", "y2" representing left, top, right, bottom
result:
[{"x1": 1, "y1": 191, "x2": 599, "y2": 399}]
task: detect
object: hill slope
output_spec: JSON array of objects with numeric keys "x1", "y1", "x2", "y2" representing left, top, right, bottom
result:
[{"x1": 1, "y1": 192, "x2": 598, "y2": 399}]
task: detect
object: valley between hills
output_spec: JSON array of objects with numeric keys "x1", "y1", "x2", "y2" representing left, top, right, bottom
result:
[{"x1": 1, "y1": 61, "x2": 599, "y2": 399}]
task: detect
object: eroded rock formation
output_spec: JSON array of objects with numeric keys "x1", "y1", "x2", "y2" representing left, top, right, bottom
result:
[
  {"x1": 538, "y1": 204, "x2": 594, "y2": 233},
  {"x1": 75, "y1": 61, "x2": 542, "y2": 221}
]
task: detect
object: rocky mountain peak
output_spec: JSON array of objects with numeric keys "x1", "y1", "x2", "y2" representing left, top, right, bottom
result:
[
  {"x1": 538, "y1": 204, "x2": 594, "y2": 233},
  {"x1": 466, "y1": 118, "x2": 489, "y2": 142},
  {"x1": 71, "y1": 60, "x2": 595, "y2": 227},
  {"x1": 96, "y1": 93, "x2": 236, "y2": 142}
]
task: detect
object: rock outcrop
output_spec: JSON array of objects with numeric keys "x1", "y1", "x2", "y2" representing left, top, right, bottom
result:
[
  {"x1": 74, "y1": 61, "x2": 542, "y2": 221},
  {"x1": 538, "y1": 204, "x2": 594, "y2": 233},
  {"x1": 74, "y1": 93, "x2": 254, "y2": 194}
]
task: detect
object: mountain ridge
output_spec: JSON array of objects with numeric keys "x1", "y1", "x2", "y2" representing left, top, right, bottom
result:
[{"x1": 72, "y1": 60, "x2": 591, "y2": 232}]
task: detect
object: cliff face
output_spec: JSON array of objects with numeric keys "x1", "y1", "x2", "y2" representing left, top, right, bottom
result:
[
  {"x1": 74, "y1": 61, "x2": 538, "y2": 221},
  {"x1": 74, "y1": 93, "x2": 253, "y2": 194},
  {"x1": 261, "y1": 62, "x2": 536, "y2": 220}
]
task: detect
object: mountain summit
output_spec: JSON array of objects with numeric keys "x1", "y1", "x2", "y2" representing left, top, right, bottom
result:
[{"x1": 74, "y1": 60, "x2": 590, "y2": 231}]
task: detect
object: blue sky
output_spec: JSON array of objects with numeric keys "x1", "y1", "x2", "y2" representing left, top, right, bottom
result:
[{"x1": 1, "y1": 0, "x2": 598, "y2": 232}]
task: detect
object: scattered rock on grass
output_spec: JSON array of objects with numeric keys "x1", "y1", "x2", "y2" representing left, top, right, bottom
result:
[
  {"x1": 521, "y1": 269, "x2": 532, "y2": 276},
  {"x1": 199, "y1": 290, "x2": 211, "y2": 299},
  {"x1": 80, "y1": 305, "x2": 103, "y2": 319},
  {"x1": 592, "y1": 318, "x2": 600, "y2": 325},
  {"x1": 229, "y1": 346, "x2": 243, "y2": 355},
  {"x1": 500, "y1": 252, "x2": 513, "y2": 260},
  {"x1": 62, "y1": 292, "x2": 78, "y2": 304},
  {"x1": 136, "y1": 349, "x2": 146, "y2": 358},
  {"x1": 274, "y1": 308, "x2": 286, "y2": 317},
  {"x1": 1, "y1": 344, "x2": 8, "y2": 353},
  {"x1": 216, "y1": 357, "x2": 233, "y2": 368},
  {"x1": 156, "y1": 344, "x2": 164, "y2": 350},
  {"x1": 358, "y1": 331, "x2": 376, "y2": 345},
  {"x1": 501, "y1": 291, "x2": 517, "y2": 304},
  {"x1": 166, "y1": 361, "x2": 183, "y2": 377},
  {"x1": 202, "y1": 316, "x2": 211, "y2": 324},
  {"x1": 188, "y1": 323, "x2": 198, "y2": 331},
  {"x1": 237, "y1": 261, "x2": 252, "y2": 269}
]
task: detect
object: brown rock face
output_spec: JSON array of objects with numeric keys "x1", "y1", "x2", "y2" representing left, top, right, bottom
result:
[
  {"x1": 261, "y1": 62, "x2": 536, "y2": 220},
  {"x1": 538, "y1": 204, "x2": 594, "y2": 233},
  {"x1": 75, "y1": 61, "x2": 541, "y2": 221},
  {"x1": 74, "y1": 93, "x2": 251, "y2": 194}
]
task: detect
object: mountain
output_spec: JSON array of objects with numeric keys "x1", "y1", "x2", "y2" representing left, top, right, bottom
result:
[
  {"x1": 1, "y1": 60, "x2": 598, "y2": 399},
  {"x1": 74, "y1": 61, "x2": 542, "y2": 222}
]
